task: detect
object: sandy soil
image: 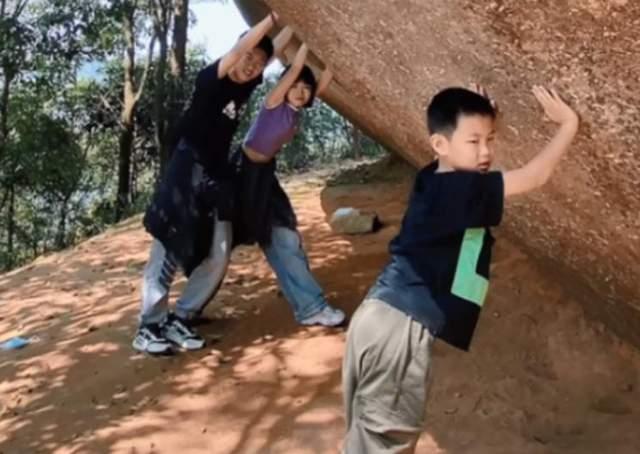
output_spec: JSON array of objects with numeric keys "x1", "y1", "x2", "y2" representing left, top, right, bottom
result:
[{"x1": 1, "y1": 166, "x2": 639, "y2": 454}]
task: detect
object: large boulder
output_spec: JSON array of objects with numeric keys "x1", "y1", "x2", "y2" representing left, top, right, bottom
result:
[{"x1": 234, "y1": 0, "x2": 640, "y2": 348}]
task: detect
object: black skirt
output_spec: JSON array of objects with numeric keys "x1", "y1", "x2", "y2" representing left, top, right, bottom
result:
[{"x1": 230, "y1": 147, "x2": 297, "y2": 247}]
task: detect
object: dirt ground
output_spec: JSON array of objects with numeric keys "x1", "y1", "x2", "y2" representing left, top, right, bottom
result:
[{"x1": 1, "y1": 166, "x2": 639, "y2": 454}]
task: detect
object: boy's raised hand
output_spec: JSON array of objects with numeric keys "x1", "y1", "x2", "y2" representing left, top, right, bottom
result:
[
  {"x1": 532, "y1": 86, "x2": 578, "y2": 127},
  {"x1": 469, "y1": 83, "x2": 498, "y2": 111}
]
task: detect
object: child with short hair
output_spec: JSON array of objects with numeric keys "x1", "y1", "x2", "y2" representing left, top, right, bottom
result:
[
  {"x1": 133, "y1": 13, "x2": 278, "y2": 355},
  {"x1": 230, "y1": 28, "x2": 345, "y2": 327},
  {"x1": 342, "y1": 85, "x2": 579, "y2": 452}
]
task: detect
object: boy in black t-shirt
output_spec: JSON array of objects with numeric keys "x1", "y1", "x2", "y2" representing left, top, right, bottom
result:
[
  {"x1": 134, "y1": 13, "x2": 278, "y2": 355},
  {"x1": 342, "y1": 85, "x2": 579, "y2": 453}
]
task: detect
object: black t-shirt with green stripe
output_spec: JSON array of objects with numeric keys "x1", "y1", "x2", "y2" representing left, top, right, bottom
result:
[{"x1": 367, "y1": 161, "x2": 504, "y2": 351}]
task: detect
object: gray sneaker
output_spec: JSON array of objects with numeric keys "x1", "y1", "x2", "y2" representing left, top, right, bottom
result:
[
  {"x1": 132, "y1": 324, "x2": 173, "y2": 355},
  {"x1": 300, "y1": 305, "x2": 346, "y2": 327},
  {"x1": 162, "y1": 313, "x2": 206, "y2": 350}
]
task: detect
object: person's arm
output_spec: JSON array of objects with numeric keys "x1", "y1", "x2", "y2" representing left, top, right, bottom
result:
[
  {"x1": 316, "y1": 68, "x2": 333, "y2": 97},
  {"x1": 218, "y1": 12, "x2": 278, "y2": 78},
  {"x1": 272, "y1": 25, "x2": 294, "y2": 61},
  {"x1": 264, "y1": 43, "x2": 309, "y2": 109},
  {"x1": 503, "y1": 86, "x2": 579, "y2": 197}
]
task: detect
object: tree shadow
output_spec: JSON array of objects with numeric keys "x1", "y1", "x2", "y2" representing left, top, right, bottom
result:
[{"x1": 1, "y1": 175, "x2": 639, "y2": 454}]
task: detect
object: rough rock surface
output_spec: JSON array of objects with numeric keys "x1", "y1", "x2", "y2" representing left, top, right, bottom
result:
[{"x1": 234, "y1": 0, "x2": 640, "y2": 349}]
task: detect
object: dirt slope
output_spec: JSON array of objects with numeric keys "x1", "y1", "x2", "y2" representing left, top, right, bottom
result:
[{"x1": 1, "y1": 168, "x2": 639, "y2": 454}]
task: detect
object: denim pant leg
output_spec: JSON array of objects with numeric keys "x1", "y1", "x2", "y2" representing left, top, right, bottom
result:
[
  {"x1": 262, "y1": 226, "x2": 327, "y2": 321},
  {"x1": 174, "y1": 214, "x2": 232, "y2": 320},
  {"x1": 139, "y1": 240, "x2": 177, "y2": 326}
]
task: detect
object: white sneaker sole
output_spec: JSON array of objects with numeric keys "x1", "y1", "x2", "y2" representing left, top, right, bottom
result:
[
  {"x1": 300, "y1": 311, "x2": 346, "y2": 327},
  {"x1": 132, "y1": 338, "x2": 173, "y2": 355}
]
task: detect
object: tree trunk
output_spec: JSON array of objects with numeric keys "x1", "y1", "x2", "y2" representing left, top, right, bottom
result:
[
  {"x1": 151, "y1": 0, "x2": 172, "y2": 173},
  {"x1": 155, "y1": 37, "x2": 169, "y2": 172},
  {"x1": 55, "y1": 196, "x2": 70, "y2": 249},
  {"x1": 116, "y1": 121, "x2": 134, "y2": 221},
  {"x1": 351, "y1": 124, "x2": 364, "y2": 159},
  {"x1": 6, "y1": 183, "x2": 14, "y2": 269},
  {"x1": 165, "y1": 0, "x2": 189, "y2": 156},
  {"x1": 115, "y1": 2, "x2": 137, "y2": 222},
  {"x1": 170, "y1": 0, "x2": 188, "y2": 79},
  {"x1": 0, "y1": 70, "x2": 11, "y2": 159}
]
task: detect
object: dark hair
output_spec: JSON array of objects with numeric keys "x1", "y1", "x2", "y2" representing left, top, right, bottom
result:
[
  {"x1": 280, "y1": 64, "x2": 318, "y2": 108},
  {"x1": 426, "y1": 87, "x2": 496, "y2": 136},
  {"x1": 237, "y1": 32, "x2": 274, "y2": 60},
  {"x1": 256, "y1": 35, "x2": 274, "y2": 60}
]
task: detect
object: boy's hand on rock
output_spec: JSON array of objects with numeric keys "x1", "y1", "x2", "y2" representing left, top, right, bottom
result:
[
  {"x1": 532, "y1": 86, "x2": 579, "y2": 128},
  {"x1": 470, "y1": 83, "x2": 498, "y2": 111}
]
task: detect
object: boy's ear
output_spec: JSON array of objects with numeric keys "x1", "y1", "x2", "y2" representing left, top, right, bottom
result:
[{"x1": 430, "y1": 133, "x2": 449, "y2": 157}]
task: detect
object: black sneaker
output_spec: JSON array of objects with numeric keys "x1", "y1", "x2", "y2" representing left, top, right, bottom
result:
[
  {"x1": 162, "y1": 313, "x2": 206, "y2": 350},
  {"x1": 132, "y1": 324, "x2": 173, "y2": 355}
]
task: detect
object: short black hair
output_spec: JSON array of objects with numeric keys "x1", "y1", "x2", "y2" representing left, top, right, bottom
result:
[
  {"x1": 237, "y1": 32, "x2": 274, "y2": 60},
  {"x1": 256, "y1": 35, "x2": 274, "y2": 60},
  {"x1": 426, "y1": 87, "x2": 496, "y2": 136},
  {"x1": 280, "y1": 64, "x2": 318, "y2": 108}
]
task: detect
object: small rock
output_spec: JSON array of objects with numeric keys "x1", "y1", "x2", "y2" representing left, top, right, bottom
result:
[
  {"x1": 263, "y1": 334, "x2": 274, "y2": 341},
  {"x1": 329, "y1": 207, "x2": 382, "y2": 235},
  {"x1": 492, "y1": 311, "x2": 500, "y2": 318},
  {"x1": 201, "y1": 427, "x2": 207, "y2": 434},
  {"x1": 444, "y1": 407, "x2": 458, "y2": 415}
]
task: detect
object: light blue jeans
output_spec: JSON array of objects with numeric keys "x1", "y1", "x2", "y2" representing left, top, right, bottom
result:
[
  {"x1": 262, "y1": 226, "x2": 328, "y2": 321},
  {"x1": 139, "y1": 224, "x2": 327, "y2": 325}
]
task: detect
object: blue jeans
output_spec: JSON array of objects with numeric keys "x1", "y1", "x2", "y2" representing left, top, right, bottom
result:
[{"x1": 262, "y1": 226, "x2": 328, "y2": 321}]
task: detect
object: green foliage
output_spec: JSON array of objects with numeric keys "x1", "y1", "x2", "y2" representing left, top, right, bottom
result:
[{"x1": 0, "y1": 3, "x2": 387, "y2": 272}]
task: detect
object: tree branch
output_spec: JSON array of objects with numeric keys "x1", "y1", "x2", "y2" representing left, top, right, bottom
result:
[
  {"x1": 13, "y1": 0, "x2": 30, "y2": 18},
  {"x1": 134, "y1": 31, "x2": 156, "y2": 104}
]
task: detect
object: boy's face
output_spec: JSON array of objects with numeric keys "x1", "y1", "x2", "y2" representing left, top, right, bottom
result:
[
  {"x1": 230, "y1": 48, "x2": 268, "y2": 83},
  {"x1": 431, "y1": 114, "x2": 496, "y2": 172},
  {"x1": 286, "y1": 80, "x2": 313, "y2": 108}
]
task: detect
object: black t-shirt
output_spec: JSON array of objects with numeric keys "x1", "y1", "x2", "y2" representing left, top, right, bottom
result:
[
  {"x1": 368, "y1": 161, "x2": 504, "y2": 351},
  {"x1": 177, "y1": 59, "x2": 262, "y2": 175}
]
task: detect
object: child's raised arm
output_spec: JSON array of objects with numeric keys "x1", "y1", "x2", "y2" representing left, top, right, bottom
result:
[
  {"x1": 265, "y1": 42, "x2": 309, "y2": 109},
  {"x1": 218, "y1": 12, "x2": 278, "y2": 78},
  {"x1": 272, "y1": 25, "x2": 295, "y2": 61},
  {"x1": 316, "y1": 68, "x2": 333, "y2": 98},
  {"x1": 503, "y1": 87, "x2": 579, "y2": 197}
]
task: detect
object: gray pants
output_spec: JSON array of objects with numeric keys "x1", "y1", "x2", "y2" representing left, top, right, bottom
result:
[
  {"x1": 343, "y1": 298, "x2": 433, "y2": 454},
  {"x1": 139, "y1": 216, "x2": 232, "y2": 325}
]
